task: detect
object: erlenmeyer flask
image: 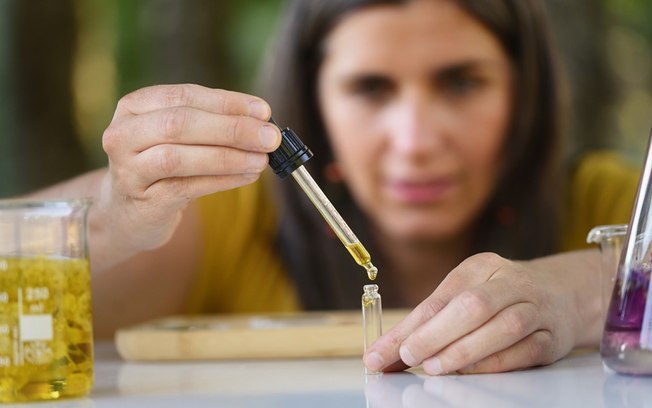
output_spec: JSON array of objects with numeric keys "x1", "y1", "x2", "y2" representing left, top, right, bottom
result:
[{"x1": 601, "y1": 130, "x2": 652, "y2": 375}]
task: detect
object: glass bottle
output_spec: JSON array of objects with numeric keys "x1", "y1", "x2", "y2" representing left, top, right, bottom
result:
[
  {"x1": 601, "y1": 130, "x2": 652, "y2": 375},
  {"x1": 362, "y1": 284, "x2": 382, "y2": 375}
]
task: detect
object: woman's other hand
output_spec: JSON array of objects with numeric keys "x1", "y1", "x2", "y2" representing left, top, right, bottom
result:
[{"x1": 363, "y1": 251, "x2": 602, "y2": 375}]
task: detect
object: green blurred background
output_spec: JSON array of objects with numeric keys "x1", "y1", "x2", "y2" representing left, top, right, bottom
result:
[{"x1": 0, "y1": 0, "x2": 650, "y2": 197}]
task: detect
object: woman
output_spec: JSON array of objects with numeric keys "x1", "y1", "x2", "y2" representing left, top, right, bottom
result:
[
  {"x1": 30, "y1": 0, "x2": 639, "y2": 374},
  {"x1": 262, "y1": 0, "x2": 563, "y2": 310}
]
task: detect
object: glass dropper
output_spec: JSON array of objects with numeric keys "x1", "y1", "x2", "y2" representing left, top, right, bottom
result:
[{"x1": 267, "y1": 118, "x2": 378, "y2": 280}]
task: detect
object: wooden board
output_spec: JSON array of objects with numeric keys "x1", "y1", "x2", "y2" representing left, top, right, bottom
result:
[{"x1": 115, "y1": 309, "x2": 409, "y2": 361}]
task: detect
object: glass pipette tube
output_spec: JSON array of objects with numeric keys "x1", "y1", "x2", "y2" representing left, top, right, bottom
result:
[
  {"x1": 267, "y1": 117, "x2": 378, "y2": 280},
  {"x1": 291, "y1": 165, "x2": 378, "y2": 280},
  {"x1": 362, "y1": 284, "x2": 383, "y2": 375}
]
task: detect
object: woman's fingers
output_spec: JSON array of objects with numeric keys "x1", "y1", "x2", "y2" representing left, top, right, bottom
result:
[
  {"x1": 456, "y1": 329, "x2": 557, "y2": 374},
  {"x1": 419, "y1": 301, "x2": 541, "y2": 375},
  {"x1": 131, "y1": 144, "x2": 269, "y2": 186},
  {"x1": 144, "y1": 173, "x2": 262, "y2": 205},
  {"x1": 103, "y1": 107, "x2": 281, "y2": 157},
  {"x1": 114, "y1": 84, "x2": 272, "y2": 120},
  {"x1": 399, "y1": 278, "x2": 528, "y2": 369}
]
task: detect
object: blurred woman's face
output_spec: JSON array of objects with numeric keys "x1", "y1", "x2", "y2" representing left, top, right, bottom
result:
[{"x1": 317, "y1": 0, "x2": 512, "y2": 241}]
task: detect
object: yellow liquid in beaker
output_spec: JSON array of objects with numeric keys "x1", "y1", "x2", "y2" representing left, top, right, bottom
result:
[{"x1": 0, "y1": 257, "x2": 93, "y2": 402}]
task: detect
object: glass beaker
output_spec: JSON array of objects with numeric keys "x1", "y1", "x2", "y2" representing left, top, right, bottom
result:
[
  {"x1": 0, "y1": 199, "x2": 94, "y2": 402},
  {"x1": 600, "y1": 131, "x2": 652, "y2": 375}
]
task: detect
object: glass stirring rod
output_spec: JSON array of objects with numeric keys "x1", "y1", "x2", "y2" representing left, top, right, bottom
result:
[{"x1": 267, "y1": 118, "x2": 378, "y2": 280}]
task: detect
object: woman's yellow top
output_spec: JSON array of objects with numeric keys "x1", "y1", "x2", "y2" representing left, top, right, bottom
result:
[
  {"x1": 561, "y1": 151, "x2": 640, "y2": 249},
  {"x1": 185, "y1": 151, "x2": 641, "y2": 314}
]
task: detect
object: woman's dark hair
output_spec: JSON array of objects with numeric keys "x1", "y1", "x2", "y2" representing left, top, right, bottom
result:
[{"x1": 258, "y1": 0, "x2": 563, "y2": 309}]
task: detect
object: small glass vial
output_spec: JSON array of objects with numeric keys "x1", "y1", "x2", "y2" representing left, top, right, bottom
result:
[
  {"x1": 362, "y1": 284, "x2": 382, "y2": 375},
  {"x1": 601, "y1": 129, "x2": 652, "y2": 375}
]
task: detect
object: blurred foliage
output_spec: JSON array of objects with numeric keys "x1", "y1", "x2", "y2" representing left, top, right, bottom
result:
[
  {"x1": 546, "y1": 0, "x2": 617, "y2": 161},
  {"x1": 0, "y1": 0, "x2": 649, "y2": 197},
  {"x1": 602, "y1": 0, "x2": 652, "y2": 162},
  {"x1": 0, "y1": 1, "x2": 14, "y2": 194},
  {"x1": 0, "y1": 0, "x2": 86, "y2": 197},
  {"x1": 605, "y1": 0, "x2": 652, "y2": 39},
  {"x1": 0, "y1": 0, "x2": 283, "y2": 197}
]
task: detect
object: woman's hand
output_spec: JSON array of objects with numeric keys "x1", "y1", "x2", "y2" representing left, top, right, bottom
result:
[
  {"x1": 96, "y1": 84, "x2": 281, "y2": 258},
  {"x1": 363, "y1": 251, "x2": 603, "y2": 375}
]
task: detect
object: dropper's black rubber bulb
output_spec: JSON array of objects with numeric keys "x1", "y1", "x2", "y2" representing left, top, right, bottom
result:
[{"x1": 267, "y1": 117, "x2": 313, "y2": 179}]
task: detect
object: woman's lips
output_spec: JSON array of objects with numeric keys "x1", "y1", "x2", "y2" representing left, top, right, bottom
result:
[{"x1": 385, "y1": 178, "x2": 453, "y2": 204}]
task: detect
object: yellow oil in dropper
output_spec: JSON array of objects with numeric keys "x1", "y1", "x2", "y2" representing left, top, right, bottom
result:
[
  {"x1": 267, "y1": 119, "x2": 378, "y2": 280},
  {"x1": 346, "y1": 242, "x2": 377, "y2": 280}
]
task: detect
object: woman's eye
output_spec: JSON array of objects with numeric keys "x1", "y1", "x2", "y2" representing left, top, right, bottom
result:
[
  {"x1": 349, "y1": 76, "x2": 393, "y2": 101},
  {"x1": 440, "y1": 74, "x2": 484, "y2": 97}
]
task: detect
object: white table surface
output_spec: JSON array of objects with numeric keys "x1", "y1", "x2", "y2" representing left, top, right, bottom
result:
[{"x1": 5, "y1": 342, "x2": 651, "y2": 407}]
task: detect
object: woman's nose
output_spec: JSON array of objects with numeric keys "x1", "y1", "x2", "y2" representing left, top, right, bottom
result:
[{"x1": 384, "y1": 97, "x2": 446, "y2": 155}]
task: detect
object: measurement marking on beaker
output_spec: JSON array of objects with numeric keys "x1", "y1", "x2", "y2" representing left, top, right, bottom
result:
[
  {"x1": 16, "y1": 288, "x2": 23, "y2": 366},
  {"x1": 12, "y1": 326, "x2": 19, "y2": 367},
  {"x1": 26, "y1": 287, "x2": 49, "y2": 302},
  {"x1": 29, "y1": 303, "x2": 45, "y2": 313}
]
